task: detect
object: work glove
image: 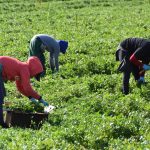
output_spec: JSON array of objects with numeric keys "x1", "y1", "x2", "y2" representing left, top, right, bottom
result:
[
  {"x1": 29, "y1": 98, "x2": 38, "y2": 104},
  {"x1": 143, "y1": 64, "x2": 150, "y2": 71},
  {"x1": 39, "y1": 98, "x2": 49, "y2": 106},
  {"x1": 138, "y1": 77, "x2": 145, "y2": 83},
  {"x1": 137, "y1": 77, "x2": 145, "y2": 86}
]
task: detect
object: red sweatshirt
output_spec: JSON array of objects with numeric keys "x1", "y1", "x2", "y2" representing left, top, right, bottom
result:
[{"x1": 0, "y1": 56, "x2": 43, "y2": 99}]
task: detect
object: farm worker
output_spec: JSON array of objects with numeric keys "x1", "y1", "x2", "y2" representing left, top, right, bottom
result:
[
  {"x1": 116, "y1": 37, "x2": 150, "y2": 95},
  {"x1": 28, "y1": 34, "x2": 68, "y2": 76},
  {"x1": 0, "y1": 56, "x2": 49, "y2": 128}
]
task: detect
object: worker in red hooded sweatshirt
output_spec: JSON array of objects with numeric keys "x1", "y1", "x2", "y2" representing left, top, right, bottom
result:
[{"x1": 0, "y1": 56, "x2": 49, "y2": 128}]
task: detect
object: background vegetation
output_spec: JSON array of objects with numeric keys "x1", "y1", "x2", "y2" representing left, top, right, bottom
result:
[{"x1": 0, "y1": 0, "x2": 150, "y2": 149}]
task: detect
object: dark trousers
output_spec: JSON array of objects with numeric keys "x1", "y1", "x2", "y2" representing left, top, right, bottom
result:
[
  {"x1": 0, "y1": 69, "x2": 5, "y2": 124},
  {"x1": 29, "y1": 37, "x2": 46, "y2": 75},
  {"x1": 0, "y1": 104, "x2": 4, "y2": 124},
  {"x1": 118, "y1": 50, "x2": 140, "y2": 94}
]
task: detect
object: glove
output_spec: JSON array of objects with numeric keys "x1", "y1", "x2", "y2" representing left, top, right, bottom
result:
[
  {"x1": 143, "y1": 64, "x2": 150, "y2": 71},
  {"x1": 138, "y1": 76, "x2": 145, "y2": 82},
  {"x1": 137, "y1": 77, "x2": 145, "y2": 85},
  {"x1": 29, "y1": 98, "x2": 38, "y2": 104},
  {"x1": 39, "y1": 98, "x2": 49, "y2": 106}
]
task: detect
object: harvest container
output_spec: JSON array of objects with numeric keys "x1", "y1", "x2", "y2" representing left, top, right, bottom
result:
[{"x1": 4, "y1": 110, "x2": 48, "y2": 128}]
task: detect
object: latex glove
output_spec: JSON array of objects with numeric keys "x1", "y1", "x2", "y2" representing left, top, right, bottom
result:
[
  {"x1": 39, "y1": 98, "x2": 49, "y2": 106},
  {"x1": 29, "y1": 98, "x2": 38, "y2": 104},
  {"x1": 137, "y1": 77, "x2": 145, "y2": 85},
  {"x1": 143, "y1": 64, "x2": 150, "y2": 71},
  {"x1": 138, "y1": 76, "x2": 145, "y2": 82}
]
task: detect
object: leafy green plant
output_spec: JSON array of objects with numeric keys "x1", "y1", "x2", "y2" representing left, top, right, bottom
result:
[
  {"x1": 0, "y1": 0, "x2": 150, "y2": 149},
  {"x1": 4, "y1": 100, "x2": 44, "y2": 113}
]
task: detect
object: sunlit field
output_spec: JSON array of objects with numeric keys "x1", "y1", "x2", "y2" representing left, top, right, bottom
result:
[{"x1": 0, "y1": 0, "x2": 150, "y2": 149}]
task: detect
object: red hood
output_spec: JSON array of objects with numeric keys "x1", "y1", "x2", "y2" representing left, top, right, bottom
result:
[{"x1": 27, "y1": 56, "x2": 43, "y2": 77}]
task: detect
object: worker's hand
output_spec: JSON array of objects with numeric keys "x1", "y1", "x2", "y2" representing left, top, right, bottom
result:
[
  {"x1": 29, "y1": 98, "x2": 38, "y2": 104},
  {"x1": 137, "y1": 77, "x2": 145, "y2": 84},
  {"x1": 39, "y1": 98, "x2": 49, "y2": 106},
  {"x1": 143, "y1": 64, "x2": 150, "y2": 71}
]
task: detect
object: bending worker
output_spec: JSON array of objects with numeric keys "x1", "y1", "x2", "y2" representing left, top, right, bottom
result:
[
  {"x1": 0, "y1": 56, "x2": 49, "y2": 128},
  {"x1": 28, "y1": 34, "x2": 68, "y2": 75},
  {"x1": 116, "y1": 37, "x2": 150, "y2": 94}
]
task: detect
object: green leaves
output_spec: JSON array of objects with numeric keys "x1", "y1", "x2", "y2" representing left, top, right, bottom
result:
[
  {"x1": 0, "y1": 0, "x2": 150, "y2": 149},
  {"x1": 4, "y1": 100, "x2": 44, "y2": 113}
]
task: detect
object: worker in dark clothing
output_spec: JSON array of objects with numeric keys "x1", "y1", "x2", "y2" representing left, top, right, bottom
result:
[
  {"x1": 28, "y1": 34, "x2": 68, "y2": 76},
  {"x1": 0, "y1": 64, "x2": 7, "y2": 127},
  {"x1": 116, "y1": 38, "x2": 150, "y2": 94}
]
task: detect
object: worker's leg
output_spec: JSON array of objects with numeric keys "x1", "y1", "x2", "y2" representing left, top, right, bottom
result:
[
  {"x1": 0, "y1": 74, "x2": 5, "y2": 126},
  {"x1": 0, "y1": 104, "x2": 4, "y2": 125},
  {"x1": 0, "y1": 64, "x2": 8, "y2": 128},
  {"x1": 29, "y1": 36, "x2": 46, "y2": 75},
  {"x1": 118, "y1": 50, "x2": 131, "y2": 94}
]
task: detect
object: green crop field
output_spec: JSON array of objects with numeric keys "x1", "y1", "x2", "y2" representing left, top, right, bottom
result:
[{"x1": 0, "y1": 0, "x2": 150, "y2": 149}]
